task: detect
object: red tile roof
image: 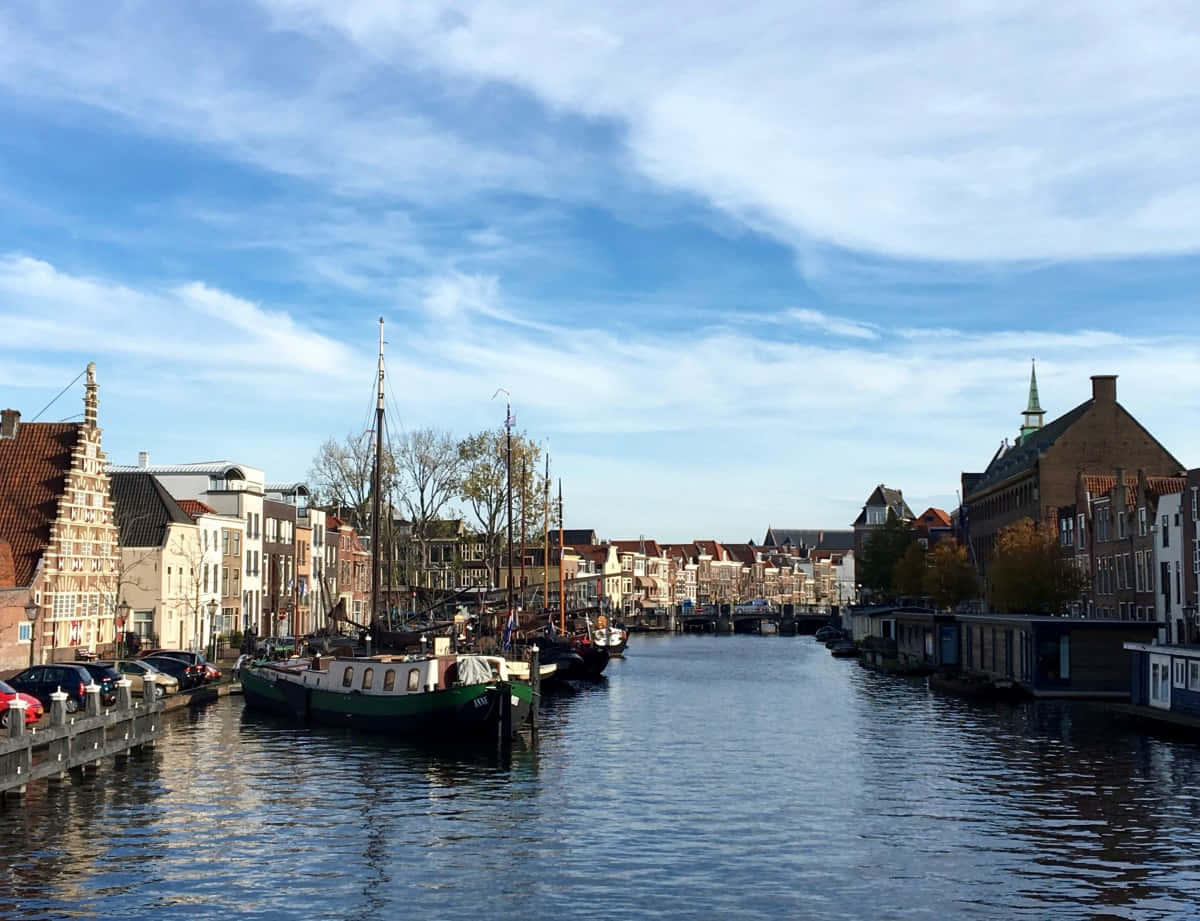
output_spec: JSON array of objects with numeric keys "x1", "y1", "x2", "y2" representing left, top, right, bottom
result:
[
  {"x1": 0, "y1": 423, "x2": 79, "y2": 588},
  {"x1": 177, "y1": 499, "x2": 218, "y2": 519},
  {"x1": 611, "y1": 539, "x2": 662, "y2": 557},
  {"x1": 916, "y1": 507, "x2": 953, "y2": 528}
]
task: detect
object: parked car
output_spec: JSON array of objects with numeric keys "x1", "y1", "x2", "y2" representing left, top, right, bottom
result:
[
  {"x1": 140, "y1": 655, "x2": 202, "y2": 691},
  {"x1": 140, "y1": 649, "x2": 213, "y2": 684},
  {"x1": 95, "y1": 659, "x2": 179, "y2": 699},
  {"x1": 201, "y1": 662, "x2": 222, "y2": 682},
  {"x1": 0, "y1": 678, "x2": 44, "y2": 727},
  {"x1": 7, "y1": 663, "x2": 117, "y2": 712}
]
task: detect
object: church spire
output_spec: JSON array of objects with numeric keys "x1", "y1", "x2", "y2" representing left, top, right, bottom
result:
[{"x1": 1019, "y1": 359, "x2": 1044, "y2": 442}]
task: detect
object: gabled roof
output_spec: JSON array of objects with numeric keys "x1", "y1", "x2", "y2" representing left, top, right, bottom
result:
[
  {"x1": 177, "y1": 499, "x2": 218, "y2": 520},
  {"x1": 915, "y1": 508, "x2": 953, "y2": 528},
  {"x1": 110, "y1": 473, "x2": 195, "y2": 548},
  {"x1": 964, "y1": 400, "x2": 1093, "y2": 497},
  {"x1": 611, "y1": 539, "x2": 662, "y2": 557},
  {"x1": 693, "y1": 539, "x2": 727, "y2": 560},
  {"x1": 0, "y1": 422, "x2": 79, "y2": 587},
  {"x1": 852, "y1": 485, "x2": 915, "y2": 526},
  {"x1": 762, "y1": 528, "x2": 854, "y2": 551},
  {"x1": 660, "y1": 543, "x2": 700, "y2": 562},
  {"x1": 723, "y1": 543, "x2": 758, "y2": 566}
]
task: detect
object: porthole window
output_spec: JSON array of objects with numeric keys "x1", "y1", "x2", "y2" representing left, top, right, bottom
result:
[
  {"x1": 341, "y1": 668, "x2": 353, "y2": 688},
  {"x1": 384, "y1": 669, "x2": 396, "y2": 691},
  {"x1": 362, "y1": 667, "x2": 374, "y2": 690},
  {"x1": 407, "y1": 668, "x2": 420, "y2": 691}
]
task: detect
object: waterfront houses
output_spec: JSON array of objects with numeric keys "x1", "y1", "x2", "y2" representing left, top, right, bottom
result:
[{"x1": 0, "y1": 366, "x2": 120, "y2": 669}]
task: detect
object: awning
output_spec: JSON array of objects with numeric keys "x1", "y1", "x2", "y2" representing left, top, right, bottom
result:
[{"x1": 635, "y1": 575, "x2": 654, "y2": 588}]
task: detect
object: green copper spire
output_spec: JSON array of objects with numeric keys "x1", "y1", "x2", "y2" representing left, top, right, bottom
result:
[{"x1": 1020, "y1": 359, "x2": 1045, "y2": 442}]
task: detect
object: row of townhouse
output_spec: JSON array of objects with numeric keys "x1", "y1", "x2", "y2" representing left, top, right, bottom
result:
[
  {"x1": 0, "y1": 368, "x2": 371, "y2": 671},
  {"x1": 491, "y1": 529, "x2": 858, "y2": 617}
]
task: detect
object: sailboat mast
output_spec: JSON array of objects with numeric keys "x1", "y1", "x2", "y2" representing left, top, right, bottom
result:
[
  {"x1": 505, "y1": 396, "x2": 514, "y2": 636},
  {"x1": 520, "y1": 458, "x2": 527, "y2": 613},
  {"x1": 558, "y1": 478, "x2": 565, "y2": 635},
  {"x1": 543, "y1": 453, "x2": 549, "y2": 616},
  {"x1": 370, "y1": 316, "x2": 384, "y2": 631}
]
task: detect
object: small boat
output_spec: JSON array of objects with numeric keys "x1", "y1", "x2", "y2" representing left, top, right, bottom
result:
[
  {"x1": 593, "y1": 625, "x2": 629, "y2": 657},
  {"x1": 240, "y1": 652, "x2": 532, "y2": 738},
  {"x1": 829, "y1": 640, "x2": 860, "y2": 658}
]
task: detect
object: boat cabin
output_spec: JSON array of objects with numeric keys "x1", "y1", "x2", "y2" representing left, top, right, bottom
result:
[
  {"x1": 270, "y1": 653, "x2": 508, "y2": 696},
  {"x1": 956, "y1": 614, "x2": 1158, "y2": 699},
  {"x1": 1123, "y1": 642, "x2": 1200, "y2": 722}
]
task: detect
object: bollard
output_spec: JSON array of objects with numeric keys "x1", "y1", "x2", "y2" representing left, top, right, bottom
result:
[
  {"x1": 84, "y1": 682, "x2": 102, "y2": 718},
  {"x1": 528, "y1": 644, "x2": 540, "y2": 737},
  {"x1": 117, "y1": 678, "x2": 133, "y2": 712},
  {"x1": 6, "y1": 697, "x2": 27, "y2": 740},
  {"x1": 142, "y1": 674, "x2": 156, "y2": 707},
  {"x1": 48, "y1": 690, "x2": 70, "y2": 780},
  {"x1": 50, "y1": 690, "x2": 69, "y2": 727}
]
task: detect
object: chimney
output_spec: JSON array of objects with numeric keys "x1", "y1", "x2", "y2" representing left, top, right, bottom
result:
[
  {"x1": 1091, "y1": 374, "x2": 1117, "y2": 405},
  {"x1": 0, "y1": 408, "x2": 19, "y2": 440},
  {"x1": 138, "y1": 451, "x2": 150, "y2": 469}
]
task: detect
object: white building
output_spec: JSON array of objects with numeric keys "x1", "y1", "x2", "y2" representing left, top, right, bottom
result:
[
  {"x1": 108, "y1": 456, "x2": 266, "y2": 635},
  {"x1": 1155, "y1": 492, "x2": 1186, "y2": 644}
]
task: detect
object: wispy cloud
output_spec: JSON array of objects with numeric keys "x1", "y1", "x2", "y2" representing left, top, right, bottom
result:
[{"x1": 787, "y1": 308, "x2": 880, "y2": 340}]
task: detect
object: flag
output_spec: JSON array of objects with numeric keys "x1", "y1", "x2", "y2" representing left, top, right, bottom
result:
[{"x1": 503, "y1": 609, "x2": 516, "y2": 651}]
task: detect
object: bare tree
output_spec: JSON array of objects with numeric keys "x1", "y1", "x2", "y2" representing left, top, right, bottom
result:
[
  {"x1": 306, "y1": 432, "x2": 395, "y2": 533},
  {"x1": 395, "y1": 428, "x2": 464, "y2": 587}
]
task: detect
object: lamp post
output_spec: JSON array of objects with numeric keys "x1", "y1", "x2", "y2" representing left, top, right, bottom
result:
[
  {"x1": 207, "y1": 598, "x2": 219, "y2": 661},
  {"x1": 24, "y1": 600, "x2": 39, "y2": 668},
  {"x1": 115, "y1": 600, "x2": 130, "y2": 658}
]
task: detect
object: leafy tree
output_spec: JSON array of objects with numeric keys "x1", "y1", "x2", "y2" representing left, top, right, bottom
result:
[
  {"x1": 860, "y1": 510, "x2": 914, "y2": 596},
  {"x1": 458, "y1": 427, "x2": 547, "y2": 587},
  {"x1": 923, "y1": 540, "x2": 979, "y2": 610},
  {"x1": 892, "y1": 541, "x2": 927, "y2": 598},
  {"x1": 988, "y1": 517, "x2": 1087, "y2": 614}
]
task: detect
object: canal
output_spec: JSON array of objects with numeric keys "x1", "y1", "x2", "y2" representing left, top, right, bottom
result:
[{"x1": 4, "y1": 634, "x2": 1200, "y2": 920}]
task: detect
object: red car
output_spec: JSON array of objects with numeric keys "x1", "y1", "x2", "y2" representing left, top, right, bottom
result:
[{"x1": 0, "y1": 678, "x2": 45, "y2": 727}]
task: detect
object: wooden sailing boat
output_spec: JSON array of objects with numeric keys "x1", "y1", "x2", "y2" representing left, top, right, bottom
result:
[{"x1": 239, "y1": 318, "x2": 532, "y2": 737}]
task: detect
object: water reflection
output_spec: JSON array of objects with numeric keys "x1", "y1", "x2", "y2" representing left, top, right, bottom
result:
[{"x1": 5, "y1": 637, "x2": 1200, "y2": 920}]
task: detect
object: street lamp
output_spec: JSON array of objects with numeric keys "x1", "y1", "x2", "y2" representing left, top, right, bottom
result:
[
  {"x1": 207, "y1": 598, "x2": 220, "y2": 660},
  {"x1": 24, "y1": 600, "x2": 38, "y2": 668},
  {"x1": 115, "y1": 600, "x2": 131, "y2": 658}
]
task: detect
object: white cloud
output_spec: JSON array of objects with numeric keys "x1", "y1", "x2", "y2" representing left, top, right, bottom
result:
[
  {"x1": 788, "y1": 308, "x2": 879, "y2": 340},
  {"x1": 256, "y1": 0, "x2": 1200, "y2": 262},
  {"x1": 3, "y1": 255, "x2": 1198, "y2": 539}
]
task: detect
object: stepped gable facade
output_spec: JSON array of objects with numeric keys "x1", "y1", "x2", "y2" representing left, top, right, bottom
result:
[
  {"x1": 0, "y1": 364, "x2": 120, "y2": 669},
  {"x1": 962, "y1": 372, "x2": 1184, "y2": 578}
]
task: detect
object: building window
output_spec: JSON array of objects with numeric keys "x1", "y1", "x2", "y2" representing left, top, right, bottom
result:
[
  {"x1": 1138, "y1": 507, "x2": 1147, "y2": 537},
  {"x1": 1174, "y1": 660, "x2": 1187, "y2": 688},
  {"x1": 1190, "y1": 661, "x2": 1200, "y2": 692},
  {"x1": 1163, "y1": 515, "x2": 1170, "y2": 548}
]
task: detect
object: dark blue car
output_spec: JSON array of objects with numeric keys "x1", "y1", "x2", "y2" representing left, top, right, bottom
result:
[{"x1": 7, "y1": 663, "x2": 117, "y2": 712}]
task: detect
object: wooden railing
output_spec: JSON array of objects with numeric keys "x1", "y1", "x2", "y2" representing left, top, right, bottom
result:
[{"x1": 0, "y1": 679, "x2": 163, "y2": 796}]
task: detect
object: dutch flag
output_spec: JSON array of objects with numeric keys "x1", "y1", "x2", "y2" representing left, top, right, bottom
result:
[{"x1": 502, "y1": 609, "x2": 516, "y2": 651}]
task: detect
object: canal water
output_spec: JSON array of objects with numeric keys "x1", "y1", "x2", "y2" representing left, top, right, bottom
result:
[{"x1": 5, "y1": 634, "x2": 1200, "y2": 920}]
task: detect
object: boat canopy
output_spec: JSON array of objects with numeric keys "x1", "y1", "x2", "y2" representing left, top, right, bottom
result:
[{"x1": 456, "y1": 656, "x2": 496, "y2": 685}]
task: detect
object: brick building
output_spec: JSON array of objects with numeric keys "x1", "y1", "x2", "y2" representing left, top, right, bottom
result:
[
  {"x1": 0, "y1": 364, "x2": 120, "y2": 669},
  {"x1": 962, "y1": 370, "x2": 1184, "y2": 581}
]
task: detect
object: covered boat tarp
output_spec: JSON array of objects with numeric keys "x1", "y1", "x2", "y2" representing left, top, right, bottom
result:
[{"x1": 456, "y1": 656, "x2": 497, "y2": 685}]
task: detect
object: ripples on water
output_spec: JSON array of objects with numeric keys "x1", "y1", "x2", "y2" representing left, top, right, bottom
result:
[{"x1": 4, "y1": 635, "x2": 1200, "y2": 920}]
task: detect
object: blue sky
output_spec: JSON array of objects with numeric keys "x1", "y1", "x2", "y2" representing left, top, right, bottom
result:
[{"x1": 3, "y1": 1, "x2": 1200, "y2": 543}]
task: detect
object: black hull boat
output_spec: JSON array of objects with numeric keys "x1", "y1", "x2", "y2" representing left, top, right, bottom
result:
[{"x1": 535, "y1": 635, "x2": 609, "y2": 685}]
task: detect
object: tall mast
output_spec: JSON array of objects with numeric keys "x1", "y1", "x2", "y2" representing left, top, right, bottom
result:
[
  {"x1": 558, "y1": 478, "x2": 565, "y2": 635},
  {"x1": 520, "y1": 457, "x2": 527, "y2": 613},
  {"x1": 505, "y1": 394, "x2": 514, "y2": 635},
  {"x1": 370, "y1": 316, "x2": 383, "y2": 631},
  {"x1": 543, "y1": 452, "x2": 550, "y2": 614}
]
